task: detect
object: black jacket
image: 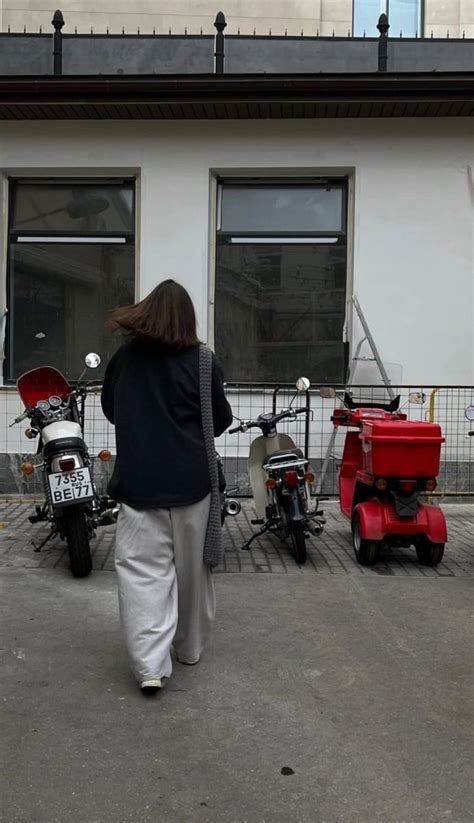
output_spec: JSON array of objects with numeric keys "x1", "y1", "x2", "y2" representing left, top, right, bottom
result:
[{"x1": 101, "y1": 339, "x2": 233, "y2": 509}]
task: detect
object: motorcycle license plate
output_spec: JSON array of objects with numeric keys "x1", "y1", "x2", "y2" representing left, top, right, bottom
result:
[{"x1": 48, "y1": 468, "x2": 94, "y2": 507}]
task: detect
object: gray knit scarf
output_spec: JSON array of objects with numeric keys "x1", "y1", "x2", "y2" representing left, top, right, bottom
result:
[{"x1": 199, "y1": 344, "x2": 224, "y2": 568}]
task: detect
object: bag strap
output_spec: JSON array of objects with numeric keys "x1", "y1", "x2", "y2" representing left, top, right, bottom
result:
[{"x1": 199, "y1": 345, "x2": 224, "y2": 567}]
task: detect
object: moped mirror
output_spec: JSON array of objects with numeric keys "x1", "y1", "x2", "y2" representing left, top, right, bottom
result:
[
  {"x1": 296, "y1": 377, "x2": 310, "y2": 392},
  {"x1": 465, "y1": 405, "x2": 474, "y2": 422},
  {"x1": 408, "y1": 392, "x2": 426, "y2": 405},
  {"x1": 85, "y1": 353, "x2": 101, "y2": 369},
  {"x1": 319, "y1": 387, "x2": 337, "y2": 400}
]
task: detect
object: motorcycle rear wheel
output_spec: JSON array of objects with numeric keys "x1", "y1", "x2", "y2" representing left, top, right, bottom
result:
[
  {"x1": 290, "y1": 521, "x2": 307, "y2": 565},
  {"x1": 63, "y1": 508, "x2": 93, "y2": 578}
]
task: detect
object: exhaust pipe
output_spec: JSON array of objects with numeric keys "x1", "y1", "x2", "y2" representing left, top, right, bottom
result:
[{"x1": 224, "y1": 498, "x2": 241, "y2": 517}]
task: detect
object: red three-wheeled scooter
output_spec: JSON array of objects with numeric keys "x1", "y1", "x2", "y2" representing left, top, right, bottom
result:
[{"x1": 331, "y1": 393, "x2": 448, "y2": 566}]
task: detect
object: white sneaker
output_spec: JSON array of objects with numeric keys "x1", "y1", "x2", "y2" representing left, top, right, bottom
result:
[{"x1": 140, "y1": 678, "x2": 164, "y2": 693}]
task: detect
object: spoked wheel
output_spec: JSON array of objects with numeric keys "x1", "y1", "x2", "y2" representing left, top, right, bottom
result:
[
  {"x1": 63, "y1": 508, "x2": 93, "y2": 578},
  {"x1": 289, "y1": 520, "x2": 307, "y2": 565},
  {"x1": 352, "y1": 513, "x2": 381, "y2": 566},
  {"x1": 416, "y1": 538, "x2": 445, "y2": 567}
]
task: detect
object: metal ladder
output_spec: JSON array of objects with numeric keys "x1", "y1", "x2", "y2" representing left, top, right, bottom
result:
[{"x1": 315, "y1": 295, "x2": 395, "y2": 496}]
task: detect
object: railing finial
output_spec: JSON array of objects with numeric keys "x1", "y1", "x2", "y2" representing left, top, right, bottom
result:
[
  {"x1": 52, "y1": 9, "x2": 65, "y2": 75},
  {"x1": 377, "y1": 13, "x2": 390, "y2": 72},
  {"x1": 214, "y1": 11, "x2": 227, "y2": 73},
  {"x1": 52, "y1": 9, "x2": 65, "y2": 31}
]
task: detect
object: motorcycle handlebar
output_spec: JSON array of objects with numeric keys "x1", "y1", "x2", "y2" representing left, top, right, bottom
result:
[
  {"x1": 228, "y1": 407, "x2": 310, "y2": 434},
  {"x1": 10, "y1": 409, "x2": 30, "y2": 427}
]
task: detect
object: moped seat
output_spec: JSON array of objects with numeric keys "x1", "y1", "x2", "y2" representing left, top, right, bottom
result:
[{"x1": 263, "y1": 448, "x2": 305, "y2": 467}]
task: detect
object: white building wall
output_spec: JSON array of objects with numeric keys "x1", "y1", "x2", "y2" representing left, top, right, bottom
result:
[{"x1": 0, "y1": 118, "x2": 472, "y2": 419}]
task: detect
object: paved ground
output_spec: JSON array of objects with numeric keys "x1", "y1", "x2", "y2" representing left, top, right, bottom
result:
[
  {"x1": 1, "y1": 501, "x2": 473, "y2": 822},
  {"x1": 0, "y1": 499, "x2": 472, "y2": 577}
]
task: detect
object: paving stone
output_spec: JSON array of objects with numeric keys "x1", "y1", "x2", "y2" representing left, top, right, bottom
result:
[{"x1": 1, "y1": 498, "x2": 472, "y2": 577}]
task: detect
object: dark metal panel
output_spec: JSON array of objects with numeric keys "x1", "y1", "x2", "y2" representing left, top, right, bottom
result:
[
  {"x1": 62, "y1": 35, "x2": 214, "y2": 75},
  {"x1": 225, "y1": 36, "x2": 378, "y2": 73},
  {"x1": 0, "y1": 34, "x2": 51, "y2": 75},
  {"x1": 389, "y1": 40, "x2": 474, "y2": 72}
]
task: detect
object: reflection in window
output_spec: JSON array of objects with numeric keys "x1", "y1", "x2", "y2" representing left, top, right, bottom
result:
[
  {"x1": 216, "y1": 242, "x2": 346, "y2": 383},
  {"x1": 11, "y1": 183, "x2": 134, "y2": 235},
  {"x1": 8, "y1": 244, "x2": 134, "y2": 380},
  {"x1": 6, "y1": 180, "x2": 135, "y2": 381},
  {"x1": 215, "y1": 181, "x2": 348, "y2": 384},
  {"x1": 221, "y1": 185, "x2": 344, "y2": 234}
]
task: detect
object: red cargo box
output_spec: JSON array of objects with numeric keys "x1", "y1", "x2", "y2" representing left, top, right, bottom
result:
[{"x1": 360, "y1": 419, "x2": 444, "y2": 478}]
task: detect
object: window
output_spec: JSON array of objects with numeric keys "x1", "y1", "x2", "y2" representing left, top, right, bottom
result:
[
  {"x1": 6, "y1": 180, "x2": 135, "y2": 381},
  {"x1": 353, "y1": 0, "x2": 422, "y2": 36},
  {"x1": 215, "y1": 181, "x2": 347, "y2": 384}
]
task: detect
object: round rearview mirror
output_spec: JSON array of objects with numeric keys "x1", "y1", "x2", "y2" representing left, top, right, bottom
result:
[
  {"x1": 85, "y1": 353, "x2": 101, "y2": 369},
  {"x1": 319, "y1": 387, "x2": 337, "y2": 400},
  {"x1": 296, "y1": 377, "x2": 311, "y2": 392},
  {"x1": 409, "y1": 392, "x2": 426, "y2": 405},
  {"x1": 465, "y1": 405, "x2": 474, "y2": 422}
]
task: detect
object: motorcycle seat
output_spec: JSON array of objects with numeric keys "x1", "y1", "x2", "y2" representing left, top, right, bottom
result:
[
  {"x1": 263, "y1": 448, "x2": 305, "y2": 467},
  {"x1": 43, "y1": 437, "x2": 85, "y2": 458}
]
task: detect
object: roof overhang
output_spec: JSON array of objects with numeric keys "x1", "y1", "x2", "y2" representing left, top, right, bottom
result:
[{"x1": 0, "y1": 73, "x2": 472, "y2": 120}]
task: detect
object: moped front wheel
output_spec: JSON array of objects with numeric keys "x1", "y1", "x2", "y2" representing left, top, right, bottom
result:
[
  {"x1": 63, "y1": 508, "x2": 93, "y2": 578},
  {"x1": 352, "y1": 514, "x2": 380, "y2": 566},
  {"x1": 290, "y1": 521, "x2": 307, "y2": 565}
]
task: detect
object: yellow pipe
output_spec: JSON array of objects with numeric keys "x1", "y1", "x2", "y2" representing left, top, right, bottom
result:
[
  {"x1": 427, "y1": 387, "x2": 441, "y2": 504},
  {"x1": 428, "y1": 387, "x2": 440, "y2": 424}
]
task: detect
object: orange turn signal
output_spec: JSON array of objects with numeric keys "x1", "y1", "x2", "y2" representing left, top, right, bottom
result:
[
  {"x1": 98, "y1": 449, "x2": 112, "y2": 462},
  {"x1": 425, "y1": 478, "x2": 437, "y2": 492},
  {"x1": 375, "y1": 478, "x2": 388, "y2": 491},
  {"x1": 20, "y1": 463, "x2": 35, "y2": 476},
  {"x1": 265, "y1": 478, "x2": 277, "y2": 490},
  {"x1": 304, "y1": 472, "x2": 315, "y2": 484}
]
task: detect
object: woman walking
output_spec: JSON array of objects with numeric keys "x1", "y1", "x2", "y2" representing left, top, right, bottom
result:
[{"x1": 101, "y1": 280, "x2": 233, "y2": 693}]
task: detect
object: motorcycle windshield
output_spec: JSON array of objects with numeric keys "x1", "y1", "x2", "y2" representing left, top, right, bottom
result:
[{"x1": 17, "y1": 367, "x2": 71, "y2": 408}]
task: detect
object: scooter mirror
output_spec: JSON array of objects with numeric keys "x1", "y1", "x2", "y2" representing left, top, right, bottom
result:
[
  {"x1": 465, "y1": 405, "x2": 474, "y2": 422},
  {"x1": 85, "y1": 353, "x2": 101, "y2": 369},
  {"x1": 319, "y1": 387, "x2": 336, "y2": 399},
  {"x1": 296, "y1": 377, "x2": 310, "y2": 392},
  {"x1": 409, "y1": 392, "x2": 426, "y2": 405}
]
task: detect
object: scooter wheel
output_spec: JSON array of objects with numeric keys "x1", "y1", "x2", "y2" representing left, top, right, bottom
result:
[
  {"x1": 415, "y1": 539, "x2": 445, "y2": 567},
  {"x1": 290, "y1": 521, "x2": 307, "y2": 565},
  {"x1": 352, "y1": 514, "x2": 380, "y2": 566}
]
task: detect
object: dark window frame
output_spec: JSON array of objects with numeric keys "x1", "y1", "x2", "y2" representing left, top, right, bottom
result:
[
  {"x1": 214, "y1": 178, "x2": 349, "y2": 384},
  {"x1": 4, "y1": 177, "x2": 136, "y2": 384}
]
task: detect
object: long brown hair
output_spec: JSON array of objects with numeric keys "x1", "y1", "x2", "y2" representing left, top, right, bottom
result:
[{"x1": 107, "y1": 279, "x2": 200, "y2": 347}]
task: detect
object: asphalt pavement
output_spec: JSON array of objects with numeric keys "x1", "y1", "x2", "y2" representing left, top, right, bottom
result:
[{"x1": 1, "y1": 502, "x2": 473, "y2": 823}]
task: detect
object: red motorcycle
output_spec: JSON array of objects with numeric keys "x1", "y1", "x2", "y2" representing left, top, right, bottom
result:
[
  {"x1": 332, "y1": 393, "x2": 448, "y2": 567},
  {"x1": 10, "y1": 354, "x2": 114, "y2": 577}
]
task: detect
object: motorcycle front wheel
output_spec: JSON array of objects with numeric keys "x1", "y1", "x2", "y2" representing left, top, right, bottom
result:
[
  {"x1": 62, "y1": 508, "x2": 93, "y2": 578},
  {"x1": 289, "y1": 520, "x2": 307, "y2": 565}
]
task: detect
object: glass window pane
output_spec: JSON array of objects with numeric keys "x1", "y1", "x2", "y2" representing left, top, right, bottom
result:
[
  {"x1": 220, "y1": 186, "x2": 344, "y2": 234},
  {"x1": 389, "y1": 0, "x2": 420, "y2": 36},
  {"x1": 215, "y1": 242, "x2": 347, "y2": 383},
  {"x1": 11, "y1": 184, "x2": 134, "y2": 234},
  {"x1": 354, "y1": 0, "x2": 387, "y2": 36},
  {"x1": 7, "y1": 242, "x2": 135, "y2": 380}
]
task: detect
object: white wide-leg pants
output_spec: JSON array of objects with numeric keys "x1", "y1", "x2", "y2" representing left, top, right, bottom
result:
[{"x1": 114, "y1": 494, "x2": 215, "y2": 682}]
